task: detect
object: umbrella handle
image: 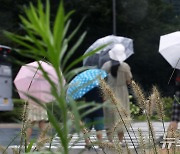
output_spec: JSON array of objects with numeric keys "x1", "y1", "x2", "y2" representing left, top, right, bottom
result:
[
  {"x1": 168, "y1": 58, "x2": 180, "y2": 84},
  {"x1": 168, "y1": 68, "x2": 176, "y2": 85}
]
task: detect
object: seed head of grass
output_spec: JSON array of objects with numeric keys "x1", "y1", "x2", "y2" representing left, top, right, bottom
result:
[
  {"x1": 152, "y1": 86, "x2": 165, "y2": 120},
  {"x1": 131, "y1": 80, "x2": 146, "y2": 110}
]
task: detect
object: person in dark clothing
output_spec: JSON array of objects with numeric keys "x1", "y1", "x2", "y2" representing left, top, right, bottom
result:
[
  {"x1": 80, "y1": 86, "x2": 104, "y2": 148},
  {"x1": 167, "y1": 70, "x2": 180, "y2": 137}
]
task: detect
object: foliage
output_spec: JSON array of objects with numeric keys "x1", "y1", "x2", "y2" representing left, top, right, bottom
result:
[
  {"x1": 161, "y1": 96, "x2": 174, "y2": 120},
  {"x1": 0, "y1": 0, "x2": 179, "y2": 153},
  {"x1": 3, "y1": 0, "x2": 100, "y2": 153},
  {"x1": 0, "y1": 99, "x2": 24, "y2": 122},
  {"x1": 64, "y1": 0, "x2": 180, "y2": 95},
  {"x1": 0, "y1": 96, "x2": 173, "y2": 123},
  {"x1": 0, "y1": 0, "x2": 179, "y2": 96},
  {"x1": 130, "y1": 96, "x2": 174, "y2": 121},
  {"x1": 130, "y1": 102, "x2": 141, "y2": 116}
]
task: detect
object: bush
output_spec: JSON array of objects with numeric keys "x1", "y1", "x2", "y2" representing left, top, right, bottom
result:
[
  {"x1": 130, "y1": 96, "x2": 174, "y2": 121},
  {"x1": 0, "y1": 100, "x2": 24, "y2": 122},
  {"x1": 162, "y1": 97, "x2": 174, "y2": 121}
]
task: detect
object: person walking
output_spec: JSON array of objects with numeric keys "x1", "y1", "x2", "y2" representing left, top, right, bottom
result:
[
  {"x1": 26, "y1": 104, "x2": 49, "y2": 143},
  {"x1": 101, "y1": 59, "x2": 132, "y2": 143},
  {"x1": 26, "y1": 71, "x2": 66, "y2": 144},
  {"x1": 80, "y1": 86, "x2": 104, "y2": 149},
  {"x1": 167, "y1": 70, "x2": 180, "y2": 137}
]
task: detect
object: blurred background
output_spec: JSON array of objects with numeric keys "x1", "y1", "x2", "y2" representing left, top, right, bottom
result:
[{"x1": 0, "y1": 0, "x2": 179, "y2": 122}]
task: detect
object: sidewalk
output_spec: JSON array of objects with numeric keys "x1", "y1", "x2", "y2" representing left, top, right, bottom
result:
[{"x1": 0, "y1": 121, "x2": 174, "y2": 128}]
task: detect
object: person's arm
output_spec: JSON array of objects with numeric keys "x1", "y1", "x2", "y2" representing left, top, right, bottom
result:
[
  {"x1": 125, "y1": 64, "x2": 132, "y2": 85},
  {"x1": 126, "y1": 79, "x2": 132, "y2": 85}
]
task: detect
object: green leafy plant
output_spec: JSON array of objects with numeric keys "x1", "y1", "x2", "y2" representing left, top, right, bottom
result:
[
  {"x1": 130, "y1": 94, "x2": 174, "y2": 122},
  {"x1": 0, "y1": 99, "x2": 24, "y2": 122},
  {"x1": 3, "y1": 0, "x2": 177, "y2": 153},
  {"x1": 4, "y1": 0, "x2": 101, "y2": 153},
  {"x1": 130, "y1": 102, "x2": 140, "y2": 116},
  {"x1": 162, "y1": 97, "x2": 173, "y2": 121}
]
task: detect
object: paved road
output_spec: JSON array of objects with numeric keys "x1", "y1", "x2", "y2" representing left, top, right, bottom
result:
[
  {"x1": 47, "y1": 122, "x2": 172, "y2": 149},
  {"x1": 0, "y1": 127, "x2": 39, "y2": 146},
  {"x1": 0, "y1": 122, "x2": 179, "y2": 153}
]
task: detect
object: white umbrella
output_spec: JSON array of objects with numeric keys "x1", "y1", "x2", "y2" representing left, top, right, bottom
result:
[
  {"x1": 83, "y1": 35, "x2": 134, "y2": 67},
  {"x1": 159, "y1": 31, "x2": 180, "y2": 70}
]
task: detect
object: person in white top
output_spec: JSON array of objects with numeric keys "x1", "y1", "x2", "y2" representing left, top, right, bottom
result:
[{"x1": 101, "y1": 56, "x2": 132, "y2": 143}]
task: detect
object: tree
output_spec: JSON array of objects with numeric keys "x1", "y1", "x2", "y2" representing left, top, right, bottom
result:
[
  {"x1": 64, "y1": 0, "x2": 180, "y2": 95},
  {"x1": 0, "y1": 0, "x2": 180, "y2": 95}
]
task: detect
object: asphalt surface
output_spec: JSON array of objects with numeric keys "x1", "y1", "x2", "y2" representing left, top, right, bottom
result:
[
  {"x1": 0, "y1": 128, "x2": 39, "y2": 147},
  {"x1": 0, "y1": 122, "x2": 179, "y2": 154}
]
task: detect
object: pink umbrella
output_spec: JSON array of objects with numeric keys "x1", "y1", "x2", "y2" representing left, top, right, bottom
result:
[{"x1": 14, "y1": 61, "x2": 62, "y2": 105}]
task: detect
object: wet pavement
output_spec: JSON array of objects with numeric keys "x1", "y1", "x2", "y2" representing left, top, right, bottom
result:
[
  {"x1": 0, "y1": 122, "x2": 180, "y2": 154},
  {"x1": 0, "y1": 122, "x2": 170, "y2": 146},
  {"x1": 0, "y1": 124, "x2": 39, "y2": 146}
]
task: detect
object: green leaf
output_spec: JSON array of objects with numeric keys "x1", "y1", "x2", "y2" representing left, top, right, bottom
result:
[
  {"x1": 62, "y1": 32, "x2": 87, "y2": 71},
  {"x1": 68, "y1": 100, "x2": 81, "y2": 133},
  {"x1": 64, "y1": 43, "x2": 107, "y2": 74},
  {"x1": 26, "y1": 140, "x2": 35, "y2": 152},
  {"x1": 4, "y1": 32, "x2": 42, "y2": 57},
  {"x1": 4, "y1": 1, "x2": 88, "y2": 153},
  {"x1": 63, "y1": 20, "x2": 71, "y2": 40},
  {"x1": 81, "y1": 103, "x2": 104, "y2": 118},
  {"x1": 65, "y1": 66, "x2": 93, "y2": 82},
  {"x1": 47, "y1": 109, "x2": 67, "y2": 150},
  {"x1": 53, "y1": 1, "x2": 64, "y2": 51},
  {"x1": 45, "y1": 0, "x2": 50, "y2": 29},
  {"x1": 67, "y1": 16, "x2": 86, "y2": 42},
  {"x1": 64, "y1": 10, "x2": 75, "y2": 22}
]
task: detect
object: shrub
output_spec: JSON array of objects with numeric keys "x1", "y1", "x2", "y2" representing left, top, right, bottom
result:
[{"x1": 0, "y1": 100, "x2": 24, "y2": 122}]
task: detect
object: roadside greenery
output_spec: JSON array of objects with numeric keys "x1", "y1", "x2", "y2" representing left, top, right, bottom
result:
[
  {"x1": 0, "y1": 99, "x2": 24, "y2": 122},
  {"x1": 3, "y1": 0, "x2": 95, "y2": 153},
  {"x1": 0, "y1": 96, "x2": 174, "y2": 123},
  {"x1": 130, "y1": 97, "x2": 174, "y2": 121}
]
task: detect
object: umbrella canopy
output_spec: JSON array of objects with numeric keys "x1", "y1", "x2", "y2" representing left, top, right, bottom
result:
[
  {"x1": 66, "y1": 69, "x2": 107, "y2": 100},
  {"x1": 83, "y1": 35, "x2": 134, "y2": 67},
  {"x1": 14, "y1": 61, "x2": 60, "y2": 105},
  {"x1": 159, "y1": 31, "x2": 180, "y2": 70}
]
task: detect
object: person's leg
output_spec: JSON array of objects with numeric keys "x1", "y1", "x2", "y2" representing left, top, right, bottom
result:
[
  {"x1": 167, "y1": 121, "x2": 178, "y2": 137},
  {"x1": 83, "y1": 118, "x2": 92, "y2": 147},
  {"x1": 85, "y1": 135, "x2": 91, "y2": 147},
  {"x1": 117, "y1": 131, "x2": 124, "y2": 142},
  {"x1": 39, "y1": 120, "x2": 47, "y2": 130},
  {"x1": 96, "y1": 130, "x2": 103, "y2": 142},
  {"x1": 168, "y1": 121, "x2": 178, "y2": 131},
  {"x1": 167, "y1": 100, "x2": 180, "y2": 137},
  {"x1": 105, "y1": 129, "x2": 113, "y2": 142},
  {"x1": 26, "y1": 121, "x2": 36, "y2": 143},
  {"x1": 94, "y1": 117, "x2": 104, "y2": 143},
  {"x1": 38, "y1": 120, "x2": 48, "y2": 139}
]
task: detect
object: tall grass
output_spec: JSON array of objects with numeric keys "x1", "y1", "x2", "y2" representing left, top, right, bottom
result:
[{"x1": 98, "y1": 79, "x2": 180, "y2": 154}]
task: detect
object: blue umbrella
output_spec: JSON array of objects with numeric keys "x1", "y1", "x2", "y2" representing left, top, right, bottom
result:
[{"x1": 66, "y1": 69, "x2": 107, "y2": 100}]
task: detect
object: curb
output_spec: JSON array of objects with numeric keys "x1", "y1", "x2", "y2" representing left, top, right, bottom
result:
[{"x1": 0, "y1": 123, "x2": 22, "y2": 128}]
